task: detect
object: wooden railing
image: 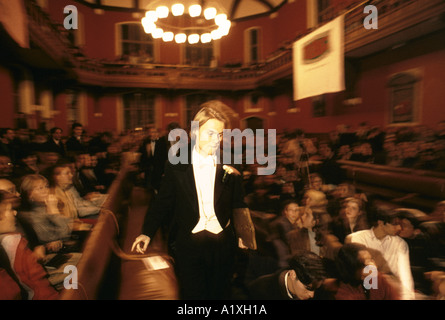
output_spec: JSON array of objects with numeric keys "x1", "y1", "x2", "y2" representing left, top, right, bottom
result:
[
  {"x1": 338, "y1": 160, "x2": 445, "y2": 211},
  {"x1": 23, "y1": 0, "x2": 445, "y2": 90}
]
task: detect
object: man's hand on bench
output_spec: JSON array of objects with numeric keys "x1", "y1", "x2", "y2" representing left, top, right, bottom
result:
[{"x1": 131, "y1": 234, "x2": 151, "y2": 254}]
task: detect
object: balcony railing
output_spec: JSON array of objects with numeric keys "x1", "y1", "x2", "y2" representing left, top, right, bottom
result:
[{"x1": 22, "y1": 0, "x2": 445, "y2": 91}]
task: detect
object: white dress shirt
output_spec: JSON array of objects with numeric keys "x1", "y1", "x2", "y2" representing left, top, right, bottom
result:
[
  {"x1": 348, "y1": 228, "x2": 415, "y2": 300},
  {"x1": 191, "y1": 146, "x2": 223, "y2": 234}
]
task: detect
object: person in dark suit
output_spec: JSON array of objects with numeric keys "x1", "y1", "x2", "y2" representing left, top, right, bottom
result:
[
  {"x1": 270, "y1": 200, "x2": 302, "y2": 268},
  {"x1": 247, "y1": 251, "x2": 327, "y2": 300},
  {"x1": 139, "y1": 126, "x2": 168, "y2": 192},
  {"x1": 132, "y1": 100, "x2": 252, "y2": 300},
  {"x1": 43, "y1": 127, "x2": 66, "y2": 158},
  {"x1": 65, "y1": 123, "x2": 86, "y2": 156},
  {"x1": 0, "y1": 128, "x2": 17, "y2": 164}
]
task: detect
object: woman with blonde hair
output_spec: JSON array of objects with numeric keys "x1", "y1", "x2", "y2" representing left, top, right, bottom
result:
[
  {"x1": 47, "y1": 161, "x2": 106, "y2": 222},
  {"x1": 18, "y1": 174, "x2": 71, "y2": 253}
]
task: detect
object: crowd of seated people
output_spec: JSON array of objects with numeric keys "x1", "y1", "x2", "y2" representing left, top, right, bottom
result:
[
  {"x1": 2, "y1": 119, "x2": 445, "y2": 300},
  {"x1": 318, "y1": 121, "x2": 445, "y2": 172},
  {"x1": 239, "y1": 123, "x2": 445, "y2": 300},
  {"x1": 0, "y1": 123, "x2": 147, "y2": 299}
]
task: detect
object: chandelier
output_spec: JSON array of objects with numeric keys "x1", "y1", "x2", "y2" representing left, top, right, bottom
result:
[{"x1": 141, "y1": 0, "x2": 231, "y2": 44}]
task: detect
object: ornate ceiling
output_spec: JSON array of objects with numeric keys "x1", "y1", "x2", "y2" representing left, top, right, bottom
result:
[{"x1": 76, "y1": 0, "x2": 289, "y2": 21}]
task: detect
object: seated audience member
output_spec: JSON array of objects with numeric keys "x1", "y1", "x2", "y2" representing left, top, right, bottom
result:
[
  {"x1": 307, "y1": 173, "x2": 324, "y2": 192},
  {"x1": 94, "y1": 142, "x2": 121, "y2": 188},
  {"x1": 346, "y1": 208, "x2": 415, "y2": 300},
  {"x1": 13, "y1": 150, "x2": 39, "y2": 184},
  {"x1": 334, "y1": 243, "x2": 400, "y2": 300},
  {"x1": 65, "y1": 123, "x2": 87, "y2": 156},
  {"x1": 326, "y1": 182, "x2": 356, "y2": 218},
  {"x1": 18, "y1": 175, "x2": 72, "y2": 252},
  {"x1": 0, "y1": 190, "x2": 59, "y2": 300},
  {"x1": 245, "y1": 176, "x2": 280, "y2": 214},
  {"x1": 43, "y1": 127, "x2": 66, "y2": 159},
  {"x1": 48, "y1": 162, "x2": 106, "y2": 221},
  {"x1": 396, "y1": 208, "x2": 436, "y2": 296},
  {"x1": 288, "y1": 207, "x2": 322, "y2": 257},
  {"x1": 301, "y1": 189, "x2": 331, "y2": 228},
  {"x1": 330, "y1": 197, "x2": 369, "y2": 244},
  {"x1": 72, "y1": 152, "x2": 106, "y2": 197},
  {"x1": 36, "y1": 148, "x2": 59, "y2": 178},
  {"x1": 335, "y1": 144, "x2": 352, "y2": 161},
  {"x1": 349, "y1": 142, "x2": 374, "y2": 163},
  {"x1": 0, "y1": 178, "x2": 43, "y2": 258},
  {"x1": 270, "y1": 200, "x2": 302, "y2": 267},
  {"x1": 279, "y1": 181, "x2": 298, "y2": 203},
  {"x1": 247, "y1": 251, "x2": 327, "y2": 300},
  {"x1": 0, "y1": 128, "x2": 17, "y2": 163},
  {"x1": 316, "y1": 141, "x2": 345, "y2": 186},
  {"x1": 0, "y1": 155, "x2": 13, "y2": 180},
  {"x1": 425, "y1": 271, "x2": 445, "y2": 300},
  {"x1": 19, "y1": 174, "x2": 82, "y2": 289}
]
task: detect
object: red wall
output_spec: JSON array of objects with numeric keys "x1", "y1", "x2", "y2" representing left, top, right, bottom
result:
[
  {"x1": 2, "y1": 1, "x2": 443, "y2": 135},
  {"x1": 0, "y1": 66, "x2": 15, "y2": 128}
]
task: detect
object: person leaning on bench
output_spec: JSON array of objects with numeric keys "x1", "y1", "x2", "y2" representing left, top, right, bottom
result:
[{"x1": 132, "y1": 100, "x2": 256, "y2": 300}]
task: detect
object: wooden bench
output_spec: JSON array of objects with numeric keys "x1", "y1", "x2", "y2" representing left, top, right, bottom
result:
[
  {"x1": 59, "y1": 164, "x2": 179, "y2": 300},
  {"x1": 338, "y1": 160, "x2": 445, "y2": 211}
]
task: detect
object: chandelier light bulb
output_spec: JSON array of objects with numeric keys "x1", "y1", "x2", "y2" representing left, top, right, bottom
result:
[
  {"x1": 156, "y1": 6, "x2": 169, "y2": 19},
  {"x1": 175, "y1": 33, "x2": 187, "y2": 43},
  {"x1": 152, "y1": 27, "x2": 164, "y2": 39},
  {"x1": 162, "y1": 31, "x2": 174, "y2": 42},
  {"x1": 215, "y1": 13, "x2": 227, "y2": 25},
  {"x1": 201, "y1": 33, "x2": 212, "y2": 43},
  {"x1": 203, "y1": 7, "x2": 217, "y2": 20},
  {"x1": 189, "y1": 4, "x2": 202, "y2": 17},
  {"x1": 211, "y1": 29, "x2": 222, "y2": 40},
  {"x1": 220, "y1": 20, "x2": 231, "y2": 36},
  {"x1": 171, "y1": 3, "x2": 185, "y2": 16},
  {"x1": 143, "y1": 2, "x2": 231, "y2": 44},
  {"x1": 141, "y1": 18, "x2": 156, "y2": 34},
  {"x1": 188, "y1": 33, "x2": 200, "y2": 44},
  {"x1": 145, "y1": 10, "x2": 158, "y2": 22}
]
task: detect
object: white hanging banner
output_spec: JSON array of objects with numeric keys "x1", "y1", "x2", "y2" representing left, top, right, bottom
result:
[{"x1": 293, "y1": 15, "x2": 345, "y2": 101}]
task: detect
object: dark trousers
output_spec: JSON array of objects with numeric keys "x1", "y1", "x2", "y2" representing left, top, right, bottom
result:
[{"x1": 174, "y1": 228, "x2": 236, "y2": 300}]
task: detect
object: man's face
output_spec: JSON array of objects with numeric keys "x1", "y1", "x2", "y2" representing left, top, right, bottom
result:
[
  {"x1": 149, "y1": 128, "x2": 159, "y2": 140},
  {"x1": 288, "y1": 271, "x2": 319, "y2": 300},
  {"x1": 311, "y1": 176, "x2": 322, "y2": 190},
  {"x1": 5, "y1": 130, "x2": 15, "y2": 142},
  {"x1": 318, "y1": 144, "x2": 332, "y2": 158},
  {"x1": 73, "y1": 126, "x2": 83, "y2": 137},
  {"x1": 0, "y1": 202, "x2": 17, "y2": 234},
  {"x1": 399, "y1": 218, "x2": 415, "y2": 239},
  {"x1": 52, "y1": 129, "x2": 63, "y2": 141},
  {"x1": 382, "y1": 219, "x2": 402, "y2": 236},
  {"x1": 0, "y1": 157, "x2": 12, "y2": 175},
  {"x1": 196, "y1": 119, "x2": 224, "y2": 156},
  {"x1": 284, "y1": 203, "x2": 300, "y2": 224},
  {"x1": 301, "y1": 208, "x2": 315, "y2": 230}
]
